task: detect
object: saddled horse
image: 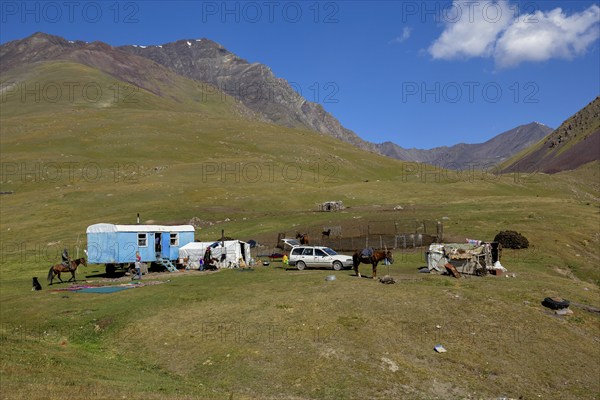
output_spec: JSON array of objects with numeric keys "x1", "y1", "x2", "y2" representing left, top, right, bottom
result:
[
  {"x1": 296, "y1": 232, "x2": 310, "y2": 245},
  {"x1": 47, "y1": 257, "x2": 87, "y2": 285},
  {"x1": 352, "y1": 250, "x2": 393, "y2": 279}
]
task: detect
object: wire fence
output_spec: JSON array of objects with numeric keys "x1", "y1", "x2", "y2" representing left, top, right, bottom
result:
[{"x1": 255, "y1": 220, "x2": 443, "y2": 256}]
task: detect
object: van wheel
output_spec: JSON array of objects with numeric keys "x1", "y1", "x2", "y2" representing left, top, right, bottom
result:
[
  {"x1": 296, "y1": 261, "x2": 306, "y2": 271},
  {"x1": 332, "y1": 261, "x2": 343, "y2": 271}
]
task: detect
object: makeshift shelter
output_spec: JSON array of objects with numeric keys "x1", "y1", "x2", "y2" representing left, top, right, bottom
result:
[
  {"x1": 179, "y1": 240, "x2": 251, "y2": 269},
  {"x1": 317, "y1": 201, "x2": 344, "y2": 212},
  {"x1": 426, "y1": 242, "x2": 503, "y2": 275}
]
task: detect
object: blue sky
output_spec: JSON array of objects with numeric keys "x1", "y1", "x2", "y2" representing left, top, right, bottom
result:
[{"x1": 1, "y1": 0, "x2": 599, "y2": 149}]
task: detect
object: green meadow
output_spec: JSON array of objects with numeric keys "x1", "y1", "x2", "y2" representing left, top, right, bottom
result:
[{"x1": 1, "y1": 62, "x2": 598, "y2": 399}]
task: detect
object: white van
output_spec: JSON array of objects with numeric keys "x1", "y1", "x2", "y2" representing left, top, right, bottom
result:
[{"x1": 288, "y1": 246, "x2": 353, "y2": 271}]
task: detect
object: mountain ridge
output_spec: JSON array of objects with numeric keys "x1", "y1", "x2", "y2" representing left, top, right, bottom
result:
[
  {"x1": 1, "y1": 32, "x2": 564, "y2": 169},
  {"x1": 117, "y1": 37, "x2": 560, "y2": 165},
  {"x1": 118, "y1": 37, "x2": 378, "y2": 151},
  {"x1": 0, "y1": 32, "x2": 259, "y2": 118}
]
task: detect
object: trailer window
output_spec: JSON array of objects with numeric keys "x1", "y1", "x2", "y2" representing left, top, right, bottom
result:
[
  {"x1": 170, "y1": 233, "x2": 179, "y2": 246},
  {"x1": 138, "y1": 233, "x2": 147, "y2": 247}
]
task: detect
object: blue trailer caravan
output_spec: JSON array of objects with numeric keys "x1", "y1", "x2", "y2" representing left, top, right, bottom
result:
[{"x1": 86, "y1": 223, "x2": 195, "y2": 275}]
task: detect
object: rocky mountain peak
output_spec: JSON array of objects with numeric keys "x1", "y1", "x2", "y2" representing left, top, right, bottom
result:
[{"x1": 118, "y1": 38, "x2": 374, "y2": 150}]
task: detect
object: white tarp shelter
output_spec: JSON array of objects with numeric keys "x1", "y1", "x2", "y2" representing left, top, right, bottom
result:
[
  {"x1": 427, "y1": 244, "x2": 447, "y2": 272},
  {"x1": 179, "y1": 240, "x2": 251, "y2": 269}
]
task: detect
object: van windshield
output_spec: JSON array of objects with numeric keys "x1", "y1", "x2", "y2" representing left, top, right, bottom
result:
[{"x1": 323, "y1": 248, "x2": 337, "y2": 256}]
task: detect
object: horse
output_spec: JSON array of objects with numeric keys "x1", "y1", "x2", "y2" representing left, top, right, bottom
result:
[
  {"x1": 352, "y1": 250, "x2": 393, "y2": 279},
  {"x1": 47, "y1": 258, "x2": 87, "y2": 285},
  {"x1": 296, "y1": 232, "x2": 309, "y2": 245},
  {"x1": 321, "y1": 229, "x2": 331, "y2": 239}
]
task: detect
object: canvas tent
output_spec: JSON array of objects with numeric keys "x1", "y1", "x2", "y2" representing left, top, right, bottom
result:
[{"x1": 179, "y1": 240, "x2": 251, "y2": 269}]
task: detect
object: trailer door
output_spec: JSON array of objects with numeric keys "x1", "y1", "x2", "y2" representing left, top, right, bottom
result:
[{"x1": 161, "y1": 232, "x2": 171, "y2": 259}]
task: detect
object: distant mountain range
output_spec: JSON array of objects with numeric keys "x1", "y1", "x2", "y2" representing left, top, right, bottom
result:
[
  {"x1": 376, "y1": 122, "x2": 553, "y2": 168},
  {"x1": 3, "y1": 32, "x2": 596, "y2": 172}
]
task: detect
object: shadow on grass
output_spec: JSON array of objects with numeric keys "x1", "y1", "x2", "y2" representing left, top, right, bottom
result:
[
  {"x1": 85, "y1": 271, "x2": 127, "y2": 279},
  {"x1": 282, "y1": 266, "x2": 355, "y2": 272}
]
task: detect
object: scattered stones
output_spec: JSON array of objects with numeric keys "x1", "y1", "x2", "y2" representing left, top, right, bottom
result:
[
  {"x1": 381, "y1": 357, "x2": 399, "y2": 372},
  {"x1": 555, "y1": 308, "x2": 574, "y2": 316},
  {"x1": 188, "y1": 217, "x2": 214, "y2": 228}
]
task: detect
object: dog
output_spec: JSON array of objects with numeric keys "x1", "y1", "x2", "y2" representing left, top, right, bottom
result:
[{"x1": 32, "y1": 277, "x2": 42, "y2": 291}]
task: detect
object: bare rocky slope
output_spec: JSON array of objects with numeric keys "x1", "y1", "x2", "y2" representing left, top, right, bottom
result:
[
  {"x1": 503, "y1": 97, "x2": 600, "y2": 174},
  {"x1": 119, "y1": 38, "x2": 376, "y2": 150}
]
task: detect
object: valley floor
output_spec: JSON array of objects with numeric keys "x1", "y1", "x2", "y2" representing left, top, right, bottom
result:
[{"x1": 1, "y1": 248, "x2": 599, "y2": 400}]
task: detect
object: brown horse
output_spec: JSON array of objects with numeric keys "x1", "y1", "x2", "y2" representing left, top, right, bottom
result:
[
  {"x1": 47, "y1": 258, "x2": 87, "y2": 285},
  {"x1": 296, "y1": 232, "x2": 309, "y2": 245},
  {"x1": 352, "y1": 250, "x2": 393, "y2": 279}
]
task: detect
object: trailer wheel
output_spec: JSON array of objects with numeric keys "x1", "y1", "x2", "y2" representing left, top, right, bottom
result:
[{"x1": 105, "y1": 264, "x2": 116, "y2": 277}]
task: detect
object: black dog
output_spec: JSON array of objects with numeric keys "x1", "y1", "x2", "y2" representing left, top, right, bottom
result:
[{"x1": 32, "y1": 277, "x2": 42, "y2": 291}]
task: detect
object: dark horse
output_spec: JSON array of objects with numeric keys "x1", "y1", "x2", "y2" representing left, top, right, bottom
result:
[
  {"x1": 296, "y1": 232, "x2": 309, "y2": 245},
  {"x1": 352, "y1": 250, "x2": 393, "y2": 279},
  {"x1": 47, "y1": 258, "x2": 87, "y2": 285}
]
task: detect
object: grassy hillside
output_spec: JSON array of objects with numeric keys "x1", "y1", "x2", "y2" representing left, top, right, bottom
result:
[
  {"x1": 1, "y1": 61, "x2": 599, "y2": 399},
  {"x1": 0, "y1": 60, "x2": 250, "y2": 117}
]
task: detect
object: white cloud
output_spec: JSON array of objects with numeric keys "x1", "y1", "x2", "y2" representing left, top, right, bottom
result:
[
  {"x1": 391, "y1": 27, "x2": 412, "y2": 44},
  {"x1": 495, "y1": 5, "x2": 600, "y2": 68},
  {"x1": 428, "y1": 1, "x2": 600, "y2": 68},
  {"x1": 429, "y1": 1, "x2": 513, "y2": 59}
]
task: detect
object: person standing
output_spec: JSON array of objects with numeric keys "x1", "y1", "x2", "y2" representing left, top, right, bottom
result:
[
  {"x1": 134, "y1": 251, "x2": 142, "y2": 280},
  {"x1": 203, "y1": 247, "x2": 213, "y2": 269}
]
